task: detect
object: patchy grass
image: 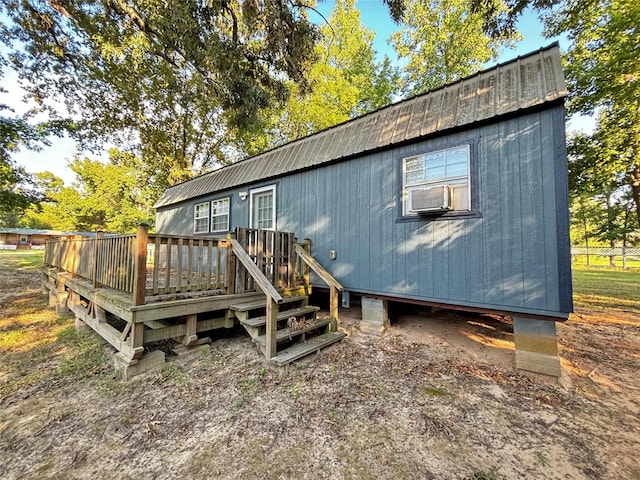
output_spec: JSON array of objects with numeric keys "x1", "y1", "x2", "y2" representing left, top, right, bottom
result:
[
  {"x1": 572, "y1": 266, "x2": 640, "y2": 313},
  {"x1": 0, "y1": 250, "x2": 111, "y2": 397}
]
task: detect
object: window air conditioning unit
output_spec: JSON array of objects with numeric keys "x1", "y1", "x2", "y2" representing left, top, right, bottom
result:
[{"x1": 410, "y1": 185, "x2": 451, "y2": 213}]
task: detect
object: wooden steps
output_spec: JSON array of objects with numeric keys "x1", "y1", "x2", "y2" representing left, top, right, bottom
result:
[
  {"x1": 230, "y1": 295, "x2": 308, "y2": 312},
  {"x1": 271, "y1": 332, "x2": 346, "y2": 366},
  {"x1": 240, "y1": 306, "x2": 320, "y2": 329},
  {"x1": 253, "y1": 318, "x2": 330, "y2": 346},
  {"x1": 233, "y1": 294, "x2": 344, "y2": 365}
]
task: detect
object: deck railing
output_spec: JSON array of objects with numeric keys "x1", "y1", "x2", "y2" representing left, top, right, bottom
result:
[
  {"x1": 233, "y1": 227, "x2": 304, "y2": 294},
  {"x1": 146, "y1": 234, "x2": 227, "y2": 296},
  {"x1": 44, "y1": 234, "x2": 137, "y2": 293},
  {"x1": 44, "y1": 225, "x2": 229, "y2": 304},
  {"x1": 43, "y1": 225, "x2": 334, "y2": 313}
]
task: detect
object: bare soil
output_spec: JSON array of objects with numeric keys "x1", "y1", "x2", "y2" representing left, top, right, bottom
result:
[{"x1": 1, "y1": 264, "x2": 639, "y2": 479}]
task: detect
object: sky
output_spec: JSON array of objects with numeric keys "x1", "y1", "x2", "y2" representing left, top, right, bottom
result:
[{"x1": 3, "y1": 1, "x2": 592, "y2": 186}]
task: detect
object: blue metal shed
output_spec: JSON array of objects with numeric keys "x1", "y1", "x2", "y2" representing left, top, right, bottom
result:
[{"x1": 154, "y1": 44, "x2": 572, "y2": 376}]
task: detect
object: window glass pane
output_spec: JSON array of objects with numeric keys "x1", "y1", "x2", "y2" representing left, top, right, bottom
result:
[
  {"x1": 426, "y1": 165, "x2": 446, "y2": 180},
  {"x1": 211, "y1": 198, "x2": 229, "y2": 232},
  {"x1": 211, "y1": 199, "x2": 229, "y2": 215},
  {"x1": 195, "y1": 203, "x2": 209, "y2": 218},
  {"x1": 401, "y1": 145, "x2": 471, "y2": 214},
  {"x1": 445, "y1": 147, "x2": 468, "y2": 164},
  {"x1": 404, "y1": 157, "x2": 424, "y2": 184},
  {"x1": 445, "y1": 162, "x2": 468, "y2": 178},
  {"x1": 424, "y1": 151, "x2": 445, "y2": 169},
  {"x1": 194, "y1": 202, "x2": 209, "y2": 233},
  {"x1": 212, "y1": 216, "x2": 227, "y2": 231}
]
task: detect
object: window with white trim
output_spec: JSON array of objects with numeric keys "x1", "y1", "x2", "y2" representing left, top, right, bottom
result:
[
  {"x1": 402, "y1": 145, "x2": 471, "y2": 215},
  {"x1": 194, "y1": 202, "x2": 210, "y2": 233},
  {"x1": 211, "y1": 197, "x2": 230, "y2": 232},
  {"x1": 250, "y1": 185, "x2": 276, "y2": 230}
]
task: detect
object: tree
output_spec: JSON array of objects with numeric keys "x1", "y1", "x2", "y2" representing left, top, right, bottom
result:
[
  {"x1": 245, "y1": 0, "x2": 401, "y2": 147},
  {"x1": 1, "y1": 0, "x2": 324, "y2": 191},
  {"x1": 545, "y1": 0, "x2": 640, "y2": 228},
  {"x1": 390, "y1": 0, "x2": 520, "y2": 95},
  {"x1": 0, "y1": 117, "x2": 40, "y2": 225},
  {"x1": 1, "y1": 0, "x2": 408, "y2": 194},
  {"x1": 0, "y1": 111, "x2": 71, "y2": 226},
  {"x1": 567, "y1": 111, "x2": 639, "y2": 260},
  {"x1": 469, "y1": 0, "x2": 559, "y2": 39},
  {"x1": 24, "y1": 150, "x2": 155, "y2": 232}
]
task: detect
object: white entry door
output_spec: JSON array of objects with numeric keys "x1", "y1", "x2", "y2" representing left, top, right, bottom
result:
[{"x1": 249, "y1": 185, "x2": 276, "y2": 230}]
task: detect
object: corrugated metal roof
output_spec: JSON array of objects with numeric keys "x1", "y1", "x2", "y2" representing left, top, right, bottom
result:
[{"x1": 155, "y1": 44, "x2": 567, "y2": 209}]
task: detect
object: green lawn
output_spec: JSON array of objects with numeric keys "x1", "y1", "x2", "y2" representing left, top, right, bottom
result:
[
  {"x1": 572, "y1": 255, "x2": 640, "y2": 269},
  {"x1": 572, "y1": 266, "x2": 640, "y2": 313},
  {"x1": 0, "y1": 248, "x2": 44, "y2": 267}
]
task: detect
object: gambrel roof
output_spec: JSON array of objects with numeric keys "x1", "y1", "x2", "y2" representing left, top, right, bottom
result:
[{"x1": 154, "y1": 43, "x2": 567, "y2": 209}]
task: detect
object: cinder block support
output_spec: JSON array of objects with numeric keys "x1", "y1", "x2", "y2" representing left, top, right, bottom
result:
[
  {"x1": 74, "y1": 316, "x2": 91, "y2": 333},
  {"x1": 113, "y1": 350, "x2": 165, "y2": 380},
  {"x1": 360, "y1": 297, "x2": 389, "y2": 336},
  {"x1": 53, "y1": 282, "x2": 70, "y2": 314},
  {"x1": 512, "y1": 316, "x2": 561, "y2": 377}
]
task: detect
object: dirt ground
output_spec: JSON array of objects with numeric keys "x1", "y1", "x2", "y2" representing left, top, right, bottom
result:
[{"x1": 1, "y1": 262, "x2": 639, "y2": 479}]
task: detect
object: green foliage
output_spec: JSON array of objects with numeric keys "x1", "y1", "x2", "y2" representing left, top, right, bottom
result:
[
  {"x1": 0, "y1": 116, "x2": 45, "y2": 225},
  {"x1": 23, "y1": 149, "x2": 154, "y2": 233},
  {"x1": 247, "y1": 0, "x2": 401, "y2": 148},
  {"x1": 545, "y1": 0, "x2": 639, "y2": 116},
  {"x1": 1, "y1": 0, "x2": 324, "y2": 190},
  {"x1": 547, "y1": 0, "x2": 640, "y2": 229},
  {"x1": 391, "y1": 0, "x2": 520, "y2": 95},
  {"x1": 0, "y1": 89, "x2": 75, "y2": 226},
  {"x1": 468, "y1": 467, "x2": 499, "y2": 480},
  {"x1": 568, "y1": 109, "x2": 640, "y2": 244}
]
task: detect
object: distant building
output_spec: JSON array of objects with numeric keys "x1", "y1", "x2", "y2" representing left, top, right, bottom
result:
[{"x1": 0, "y1": 228, "x2": 97, "y2": 250}]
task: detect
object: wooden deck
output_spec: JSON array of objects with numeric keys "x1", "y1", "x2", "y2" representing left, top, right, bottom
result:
[{"x1": 42, "y1": 226, "x2": 344, "y2": 376}]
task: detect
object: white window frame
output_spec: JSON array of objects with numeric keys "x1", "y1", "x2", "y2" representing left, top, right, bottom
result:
[
  {"x1": 401, "y1": 144, "x2": 471, "y2": 216},
  {"x1": 210, "y1": 197, "x2": 230, "y2": 232},
  {"x1": 249, "y1": 185, "x2": 276, "y2": 230},
  {"x1": 194, "y1": 202, "x2": 210, "y2": 234}
]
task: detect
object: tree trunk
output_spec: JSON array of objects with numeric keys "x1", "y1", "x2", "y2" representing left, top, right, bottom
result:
[
  {"x1": 609, "y1": 239, "x2": 616, "y2": 267},
  {"x1": 630, "y1": 164, "x2": 640, "y2": 230},
  {"x1": 605, "y1": 193, "x2": 616, "y2": 267}
]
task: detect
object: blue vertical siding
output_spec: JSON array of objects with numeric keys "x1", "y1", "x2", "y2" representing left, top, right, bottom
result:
[{"x1": 155, "y1": 106, "x2": 572, "y2": 318}]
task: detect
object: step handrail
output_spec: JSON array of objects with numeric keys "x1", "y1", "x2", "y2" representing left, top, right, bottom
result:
[
  {"x1": 230, "y1": 238, "x2": 283, "y2": 303},
  {"x1": 293, "y1": 244, "x2": 344, "y2": 292}
]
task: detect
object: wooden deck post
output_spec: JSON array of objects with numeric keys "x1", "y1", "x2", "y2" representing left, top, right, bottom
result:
[
  {"x1": 133, "y1": 223, "x2": 149, "y2": 306},
  {"x1": 303, "y1": 238, "x2": 311, "y2": 292},
  {"x1": 92, "y1": 228, "x2": 104, "y2": 288},
  {"x1": 265, "y1": 294, "x2": 278, "y2": 359},
  {"x1": 226, "y1": 233, "x2": 236, "y2": 295},
  {"x1": 329, "y1": 285, "x2": 339, "y2": 332},
  {"x1": 182, "y1": 313, "x2": 198, "y2": 347},
  {"x1": 71, "y1": 235, "x2": 82, "y2": 278}
]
